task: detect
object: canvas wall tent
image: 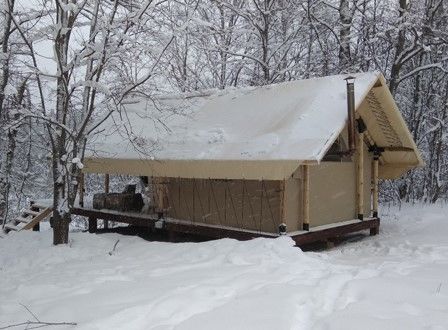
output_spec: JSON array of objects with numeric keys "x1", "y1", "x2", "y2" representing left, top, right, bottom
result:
[{"x1": 79, "y1": 71, "x2": 423, "y2": 243}]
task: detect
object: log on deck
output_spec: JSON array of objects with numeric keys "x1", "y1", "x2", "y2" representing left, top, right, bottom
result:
[{"x1": 72, "y1": 207, "x2": 380, "y2": 246}]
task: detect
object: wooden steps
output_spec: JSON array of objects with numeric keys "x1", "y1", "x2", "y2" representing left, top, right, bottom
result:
[
  {"x1": 23, "y1": 209, "x2": 40, "y2": 216},
  {"x1": 16, "y1": 216, "x2": 30, "y2": 223},
  {"x1": 4, "y1": 204, "x2": 52, "y2": 234}
]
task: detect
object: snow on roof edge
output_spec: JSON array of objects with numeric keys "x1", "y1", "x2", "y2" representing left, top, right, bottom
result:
[{"x1": 314, "y1": 71, "x2": 381, "y2": 162}]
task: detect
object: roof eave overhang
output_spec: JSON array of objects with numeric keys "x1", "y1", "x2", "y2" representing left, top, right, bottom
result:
[{"x1": 82, "y1": 158, "x2": 317, "y2": 180}]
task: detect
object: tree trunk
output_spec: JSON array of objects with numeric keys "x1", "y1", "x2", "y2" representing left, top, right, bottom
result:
[
  {"x1": 52, "y1": 210, "x2": 70, "y2": 245},
  {"x1": 0, "y1": 0, "x2": 15, "y2": 118},
  {"x1": 51, "y1": 0, "x2": 72, "y2": 244},
  {"x1": 338, "y1": 0, "x2": 352, "y2": 71},
  {"x1": 389, "y1": 0, "x2": 408, "y2": 96}
]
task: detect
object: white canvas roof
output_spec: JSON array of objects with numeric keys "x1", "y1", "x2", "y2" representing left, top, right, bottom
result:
[{"x1": 84, "y1": 72, "x2": 423, "y2": 179}]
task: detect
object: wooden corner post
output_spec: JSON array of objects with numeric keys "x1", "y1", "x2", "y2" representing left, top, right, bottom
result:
[
  {"x1": 302, "y1": 165, "x2": 310, "y2": 231},
  {"x1": 104, "y1": 173, "x2": 110, "y2": 229},
  {"x1": 372, "y1": 154, "x2": 379, "y2": 218},
  {"x1": 357, "y1": 119, "x2": 366, "y2": 220},
  {"x1": 357, "y1": 132, "x2": 364, "y2": 220},
  {"x1": 279, "y1": 179, "x2": 287, "y2": 235}
]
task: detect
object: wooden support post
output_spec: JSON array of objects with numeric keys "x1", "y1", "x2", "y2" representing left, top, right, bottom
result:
[
  {"x1": 104, "y1": 173, "x2": 110, "y2": 193},
  {"x1": 154, "y1": 177, "x2": 169, "y2": 219},
  {"x1": 302, "y1": 165, "x2": 310, "y2": 231},
  {"x1": 32, "y1": 222, "x2": 40, "y2": 232},
  {"x1": 88, "y1": 216, "x2": 97, "y2": 233},
  {"x1": 279, "y1": 179, "x2": 287, "y2": 235},
  {"x1": 168, "y1": 230, "x2": 178, "y2": 242},
  {"x1": 372, "y1": 156, "x2": 379, "y2": 218},
  {"x1": 30, "y1": 202, "x2": 40, "y2": 232},
  {"x1": 280, "y1": 180, "x2": 286, "y2": 222},
  {"x1": 79, "y1": 172, "x2": 85, "y2": 207},
  {"x1": 104, "y1": 174, "x2": 109, "y2": 229},
  {"x1": 357, "y1": 131, "x2": 364, "y2": 220}
]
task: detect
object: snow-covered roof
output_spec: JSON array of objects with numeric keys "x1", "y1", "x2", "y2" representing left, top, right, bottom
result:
[{"x1": 85, "y1": 72, "x2": 423, "y2": 180}]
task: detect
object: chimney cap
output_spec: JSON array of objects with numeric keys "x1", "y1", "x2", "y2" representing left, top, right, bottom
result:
[{"x1": 344, "y1": 76, "x2": 356, "y2": 83}]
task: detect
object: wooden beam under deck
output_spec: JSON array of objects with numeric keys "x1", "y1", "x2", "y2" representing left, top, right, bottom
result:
[
  {"x1": 291, "y1": 218, "x2": 380, "y2": 246},
  {"x1": 72, "y1": 207, "x2": 380, "y2": 247},
  {"x1": 104, "y1": 174, "x2": 110, "y2": 229}
]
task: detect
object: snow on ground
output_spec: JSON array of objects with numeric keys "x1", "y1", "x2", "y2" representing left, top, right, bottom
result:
[{"x1": 1, "y1": 203, "x2": 448, "y2": 330}]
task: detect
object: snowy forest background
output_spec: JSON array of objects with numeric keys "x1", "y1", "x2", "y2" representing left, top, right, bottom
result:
[{"x1": 0, "y1": 0, "x2": 447, "y2": 229}]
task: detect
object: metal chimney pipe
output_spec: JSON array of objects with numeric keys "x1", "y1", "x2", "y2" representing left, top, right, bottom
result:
[{"x1": 344, "y1": 76, "x2": 356, "y2": 153}]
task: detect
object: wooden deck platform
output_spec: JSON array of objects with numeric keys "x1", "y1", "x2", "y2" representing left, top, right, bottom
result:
[{"x1": 72, "y1": 207, "x2": 380, "y2": 247}]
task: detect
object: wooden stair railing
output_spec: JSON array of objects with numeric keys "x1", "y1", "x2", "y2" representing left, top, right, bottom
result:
[{"x1": 4, "y1": 203, "x2": 52, "y2": 233}]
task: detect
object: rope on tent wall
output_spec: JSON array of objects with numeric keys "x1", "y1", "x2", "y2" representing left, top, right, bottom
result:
[
  {"x1": 225, "y1": 180, "x2": 240, "y2": 229},
  {"x1": 151, "y1": 176, "x2": 159, "y2": 214},
  {"x1": 148, "y1": 177, "x2": 280, "y2": 233},
  {"x1": 192, "y1": 178, "x2": 196, "y2": 223},
  {"x1": 207, "y1": 178, "x2": 211, "y2": 222},
  {"x1": 178, "y1": 177, "x2": 181, "y2": 218},
  {"x1": 193, "y1": 178, "x2": 206, "y2": 223},
  {"x1": 262, "y1": 180, "x2": 277, "y2": 231},
  {"x1": 209, "y1": 180, "x2": 223, "y2": 226},
  {"x1": 182, "y1": 179, "x2": 193, "y2": 221},
  {"x1": 241, "y1": 179, "x2": 245, "y2": 227},
  {"x1": 224, "y1": 181, "x2": 227, "y2": 225},
  {"x1": 165, "y1": 177, "x2": 170, "y2": 215},
  {"x1": 243, "y1": 179, "x2": 257, "y2": 229},
  {"x1": 259, "y1": 180, "x2": 264, "y2": 232},
  {"x1": 169, "y1": 178, "x2": 178, "y2": 218}
]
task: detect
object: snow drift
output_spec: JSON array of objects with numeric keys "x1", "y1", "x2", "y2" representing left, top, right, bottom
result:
[{"x1": 1, "y1": 204, "x2": 448, "y2": 329}]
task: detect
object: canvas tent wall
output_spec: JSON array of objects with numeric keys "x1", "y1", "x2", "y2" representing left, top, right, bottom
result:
[
  {"x1": 165, "y1": 178, "x2": 283, "y2": 233},
  {"x1": 147, "y1": 125, "x2": 374, "y2": 234}
]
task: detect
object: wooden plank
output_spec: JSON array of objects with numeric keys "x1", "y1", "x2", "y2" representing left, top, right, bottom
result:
[
  {"x1": 104, "y1": 174, "x2": 110, "y2": 229},
  {"x1": 72, "y1": 207, "x2": 275, "y2": 239},
  {"x1": 302, "y1": 165, "x2": 310, "y2": 231},
  {"x1": 23, "y1": 209, "x2": 40, "y2": 216},
  {"x1": 165, "y1": 222, "x2": 276, "y2": 241},
  {"x1": 357, "y1": 132, "x2": 364, "y2": 220},
  {"x1": 280, "y1": 179, "x2": 286, "y2": 223},
  {"x1": 30, "y1": 203, "x2": 51, "y2": 210},
  {"x1": 4, "y1": 223, "x2": 19, "y2": 232},
  {"x1": 22, "y1": 208, "x2": 52, "y2": 230},
  {"x1": 72, "y1": 207, "x2": 156, "y2": 228},
  {"x1": 379, "y1": 146, "x2": 414, "y2": 152},
  {"x1": 372, "y1": 157, "x2": 379, "y2": 217},
  {"x1": 88, "y1": 216, "x2": 98, "y2": 233},
  {"x1": 291, "y1": 218, "x2": 380, "y2": 246},
  {"x1": 30, "y1": 204, "x2": 40, "y2": 231},
  {"x1": 15, "y1": 216, "x2": 31, "y2": 224},
  {"x1": 72, "y1": 207, "x2": 380, "y2": 248}
]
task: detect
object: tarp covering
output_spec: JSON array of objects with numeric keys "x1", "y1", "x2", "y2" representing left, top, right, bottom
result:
[{"x1": 84, "y1": 72, "x2": 423, "y2": 179}]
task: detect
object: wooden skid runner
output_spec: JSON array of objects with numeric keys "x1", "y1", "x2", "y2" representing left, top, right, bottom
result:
[
  {"x1": 4, "y1": 205, "x2": 52, "y2": 233},
  {"x1": 72, "y1": 207, "x2": 380, "y2": 247},
  {"x1": 291, "y1": 218, "x2": 380, "y2": 246}
]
